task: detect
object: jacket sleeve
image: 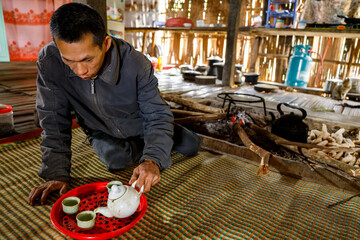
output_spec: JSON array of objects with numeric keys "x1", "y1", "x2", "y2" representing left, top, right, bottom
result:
[
  {"x1": 136, "y1": 56, "x2": 174, "y2": 169},
  {"x1": 36, "y1": 47, "x2": 73, "y2": 182}
]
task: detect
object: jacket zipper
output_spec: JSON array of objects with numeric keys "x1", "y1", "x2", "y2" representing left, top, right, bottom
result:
[
  {"x1": 91, "y1": 79, "x2": 95, "y2": 94},
  {"x1": 90, "y1": 78, "x2": 122, "y2": 135}
]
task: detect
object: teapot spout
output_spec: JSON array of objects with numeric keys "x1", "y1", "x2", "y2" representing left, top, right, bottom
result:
[{"x1": 94, "y1": 207, "x2": 114, "y2": 218}]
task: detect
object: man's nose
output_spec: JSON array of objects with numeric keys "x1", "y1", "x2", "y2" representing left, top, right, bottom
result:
[{"x1": 75, "y1": 63, "x2": 88, "y2": 76}]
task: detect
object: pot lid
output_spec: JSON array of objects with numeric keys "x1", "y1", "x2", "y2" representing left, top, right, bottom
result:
[
  {"x1": 0, "y1": 104, "x2": 12, "y2": 114},
  {"x1": 207, "y1": 55, "x2": 222, "y2": 61},
  {"x1": 213, "y1": 62, "x2": 224, "y2": 66},
  {"x1": 326, "y1": 78, "x2": 342, "y2": 83},
  {"x1": 183, "y1": 70, "x2": 202, "y2": 75},
  {"x1": 109, "y1": 185, "x2": 126, "y2": 200},
  {"x1": 243, "y1": 72, "x2": 260, "y2": 76}
]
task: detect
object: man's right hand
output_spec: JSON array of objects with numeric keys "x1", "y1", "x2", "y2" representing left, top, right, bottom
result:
[{"x1": 29, "y1": 180, "x2": 70, "y2": 205}]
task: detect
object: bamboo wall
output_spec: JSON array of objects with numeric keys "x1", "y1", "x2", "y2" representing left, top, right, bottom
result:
[
  {"x1": 255, "y1": 35, "x2": 360, "y2": 88},
  {"x1": 125, "y1": 0, "x2": 360, "y2": 88}
]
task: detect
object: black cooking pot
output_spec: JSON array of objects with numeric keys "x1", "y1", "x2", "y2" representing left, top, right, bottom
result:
[
  {"x1": 207, "y1": 55, "x2": 222, "y2": 76},
  {"x1": 243, "y1": 72, "x2": 260, "y2": 85},
  {"x1": 271, "y1": 103, "x2": 309, "y2": 143},
  {"x1": 337, "y1": 15, "x2": 360, "y2": 24}
]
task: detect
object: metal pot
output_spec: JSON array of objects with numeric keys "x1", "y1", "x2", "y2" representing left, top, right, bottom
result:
[
  {"x1": 182, "y1": 70, "x2": 202, "y2": 82},
  {"x1": 243, "y1": 72, "x2": 259, "y2": 85},
  {"x1": 337, "y1": 15, "x2": 360, "y2": 24},
  {"x1": 347, "y1": 77, "x2": 360, "y2": 93},
  {"x1": 271, "y1": 103, "x2": 309, "y2": 143},
  {"x1": 206, "y1": 55, "x2": 222, "y2": 76},
  {"x1": 324, "y1": 79, "x2": 342, "y2": 93}
]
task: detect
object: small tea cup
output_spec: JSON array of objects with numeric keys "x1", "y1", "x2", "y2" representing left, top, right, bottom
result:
[
  {"x1": 62, "y1": 197, "x2": 80, "y2": 215},
  {"x1": 107, "y1": 181, "x2": 123, "y2": 193},
  {"x1": 76, "y1": 211, "x2": 96, "y2": 230}
]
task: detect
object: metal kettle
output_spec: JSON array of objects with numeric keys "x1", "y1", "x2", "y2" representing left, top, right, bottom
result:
[{"x1": 271, "y1": 103, "x2": 309, "y2": 143}]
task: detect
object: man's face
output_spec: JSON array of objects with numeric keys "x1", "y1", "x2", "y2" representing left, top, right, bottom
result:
[{"x1": 55, "y1": 33, "x2": 111, "y2": 80}]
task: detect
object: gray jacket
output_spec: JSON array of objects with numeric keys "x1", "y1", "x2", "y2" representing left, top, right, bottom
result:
[{"x1": 36, "y1": 37, "x2": 174, "y2": 182}]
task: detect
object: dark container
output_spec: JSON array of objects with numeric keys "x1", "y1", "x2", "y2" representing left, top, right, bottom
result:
[
  {"x1": 206, "y1": 55, "x2": 222, "y2": 76},
  {"x1": 213, "y1": 63, "x2": 243, "y2": 81},
  {"x1": 271, "y1": 103, "x2": 309, "y2": 143},
  {"x1": 182, "y1": 70, "x2": 202, "y2": 82},
  {"x1": 243, "y1": 72, "x2": 260, "y2": 85}
]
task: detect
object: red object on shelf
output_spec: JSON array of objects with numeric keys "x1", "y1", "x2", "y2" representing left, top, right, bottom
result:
[
  {"x1": 50, "y1": 182, "x2": 147, "y2": 240},
  {"x1": 165, "y1": 17, "x2": 193, "y2": 27}
]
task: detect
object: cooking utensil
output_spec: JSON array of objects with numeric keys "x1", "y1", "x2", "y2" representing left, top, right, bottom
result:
[
  {"x1": 324, "y1": 79, "x2": 342, "y2": 93},
  {"x1": 182, "y1": 70, "x2": 202, "y2": 82},
  {"x1": 271, "y1": 103, "x2": 309, "y2": 143},
  {"x1": 206, "y1": 55, "x2": 222, "y2": 76},
  {"x1": 337, "y1": 15, "x2": 360, "y2": 24},
  {"x1": 254, "y1": 84, "x2": 279, "y2": 93},
  {"x1": 243, "y1": 72, "x2": 260, "y2": 85},
  {"x1": 347, "y1": 77, "x2": 360, "y2": 93}
]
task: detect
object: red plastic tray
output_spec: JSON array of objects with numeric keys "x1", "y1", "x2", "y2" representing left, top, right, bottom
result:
[{"x1": 50, "y1": 182, "x2": 147, "y2": 240}]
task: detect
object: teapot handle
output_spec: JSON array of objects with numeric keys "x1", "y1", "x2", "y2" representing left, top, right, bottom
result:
[
  {"x1": 131, "y1": 180, "x2": 144, "y2": 195},
  {"x1": 277, "y1": 103, "x2": 307, "y2": 120}
]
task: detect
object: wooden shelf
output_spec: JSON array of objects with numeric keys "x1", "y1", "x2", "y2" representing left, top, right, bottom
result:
[
  {"x1": 125, "y1": 26, "x2": 228, "y2": 34},
  {"x1": 243, "y1": 26, "x2": 360, "y2": 38},
  {"x1": 125, "y1": 26, "x2": 360, "y2": 38}
]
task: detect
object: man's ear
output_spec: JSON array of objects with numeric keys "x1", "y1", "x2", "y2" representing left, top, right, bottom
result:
[{"x1": 104, "y1": 35, "x2": 112, "y2": 52}]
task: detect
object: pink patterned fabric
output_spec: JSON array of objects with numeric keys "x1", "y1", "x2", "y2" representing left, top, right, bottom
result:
[{"x1": 2, "y1": 0, "x2": 71, "y2": 61}]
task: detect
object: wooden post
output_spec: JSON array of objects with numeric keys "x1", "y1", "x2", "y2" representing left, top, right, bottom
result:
[
  {"x1": 73, "y1": 0, "x2": 107, "y2": 29},
  {"x1": 249, "y1": 36, "x2": 260, "y2": 73},
  {"x1": 142, "y1": 30, "x2": 148, "y2": 54},
  {"x1": 222, "y1": 0, "x2": 242, "y2": 87}
]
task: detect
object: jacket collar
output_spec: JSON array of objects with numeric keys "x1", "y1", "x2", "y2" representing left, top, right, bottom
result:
[{"x1": 67, "y1": 37, "x2": 120, "y2": 86}]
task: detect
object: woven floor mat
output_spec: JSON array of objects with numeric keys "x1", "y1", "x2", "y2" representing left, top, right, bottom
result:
[{"x1": 1, "y1": 127, "x2": 360, "y2": 240}]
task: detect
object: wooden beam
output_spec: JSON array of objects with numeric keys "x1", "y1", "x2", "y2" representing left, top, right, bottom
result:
[
  {"x1": 223, "y1": 0, "x2": 242, "y2": 87},
  {"x1": 249, "y1": 37, "x2": 260, "y2": 72}
]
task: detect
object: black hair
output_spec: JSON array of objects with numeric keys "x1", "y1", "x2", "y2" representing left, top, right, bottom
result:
[{"x1": 50, "y1": 3, "x2": 106, "y2": 48}]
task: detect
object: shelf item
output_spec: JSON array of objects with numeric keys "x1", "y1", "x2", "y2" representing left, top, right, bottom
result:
[{"x1": 265, "y1": 0, "x2": 297, "y2": 28}]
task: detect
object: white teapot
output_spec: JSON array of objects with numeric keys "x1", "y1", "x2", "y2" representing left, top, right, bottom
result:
[{"x1": 95, "y1": 181, "x2": 143, "y2": 218}]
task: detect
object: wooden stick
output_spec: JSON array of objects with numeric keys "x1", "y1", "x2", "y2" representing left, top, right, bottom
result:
[
  {"x1": 275, "y1": 139, "x2": 358, "y2": 152},
  {"x1": 161, "y1": 93, "x2": 226, "y2": 114},
  {"x1": 171, "y1": 109, "x2": 205, "y2": 116},
  {"x1": 174, "y1": 113, "x2": 226, "y2": 124},
  {"x1": 234, "y1": 123, "x2": 271, "y2": 175},
  {"x1": 249, "y1": 123, "x2": 360, "y2": 180}
]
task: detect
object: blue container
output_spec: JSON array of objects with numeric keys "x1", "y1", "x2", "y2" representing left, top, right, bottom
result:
[{"x1": 285, "y1": 45, "x2": 312, "y2": 87}]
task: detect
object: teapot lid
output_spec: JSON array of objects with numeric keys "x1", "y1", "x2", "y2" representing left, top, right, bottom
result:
[{"x1": 108, "y1": 185, "x2": 126, "y2": 200}]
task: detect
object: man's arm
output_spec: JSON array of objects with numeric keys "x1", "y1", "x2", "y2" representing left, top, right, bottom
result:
[
  {"x1": 29, "y1": 47, "x2": 73, "y2": 205},
  {"x1": 129, "y1": 54, "x2": 174, "y2": 191},
  {"x1": 136, "y1": 56, "x2": 174, "y2": 169}
]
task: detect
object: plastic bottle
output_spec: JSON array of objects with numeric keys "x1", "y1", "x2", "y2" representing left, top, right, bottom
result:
[{"x1": 156, "y1": 57, "x2": 163, "y2": 71}]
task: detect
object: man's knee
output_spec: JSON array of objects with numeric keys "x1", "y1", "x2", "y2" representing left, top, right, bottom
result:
[
  {"x1": 88, "y1": 131, "x2": 143, "y2": 171},
  {"x1": 172, "y1": 124, "x2": 201, "y2": 157}
]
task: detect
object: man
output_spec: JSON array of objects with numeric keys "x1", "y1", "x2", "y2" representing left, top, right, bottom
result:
[{"x1": 28, "y1": 3, "x2": 201, "y2": 205}]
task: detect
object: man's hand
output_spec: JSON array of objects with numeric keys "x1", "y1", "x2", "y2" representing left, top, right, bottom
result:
[
  {"x1": 129, "y1": 159, "x2": 160, "y2": 193},
  {"x1": 29, "y1": 180, "x2": 70, "y2": 205}
]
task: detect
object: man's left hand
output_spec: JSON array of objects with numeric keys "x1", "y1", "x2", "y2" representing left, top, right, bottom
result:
[{"x1": 129, "y1": 159, "x2": 160, "y2": 193}]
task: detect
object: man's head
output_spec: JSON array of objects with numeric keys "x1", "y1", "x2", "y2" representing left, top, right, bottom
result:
[{"x1": 50, "y1": 3, "x2": 111, "y2": 80}]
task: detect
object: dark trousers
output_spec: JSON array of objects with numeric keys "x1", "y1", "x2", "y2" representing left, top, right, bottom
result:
[{"x1": 87, "y1": 123, "x2": 201, "y2": 171}]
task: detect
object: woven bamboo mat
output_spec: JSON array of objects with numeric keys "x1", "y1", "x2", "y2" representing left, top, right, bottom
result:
[{"x1": 1, "y1": 128, "x2": 360, "y2": 239}]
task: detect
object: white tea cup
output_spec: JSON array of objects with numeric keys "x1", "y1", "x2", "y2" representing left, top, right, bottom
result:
[
  {"x1": 76, "y1": 211, "x2": 96, "y2": 230},
  {"x1": 62, "y1": 197, "x2": 80, "y2": 215}
]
